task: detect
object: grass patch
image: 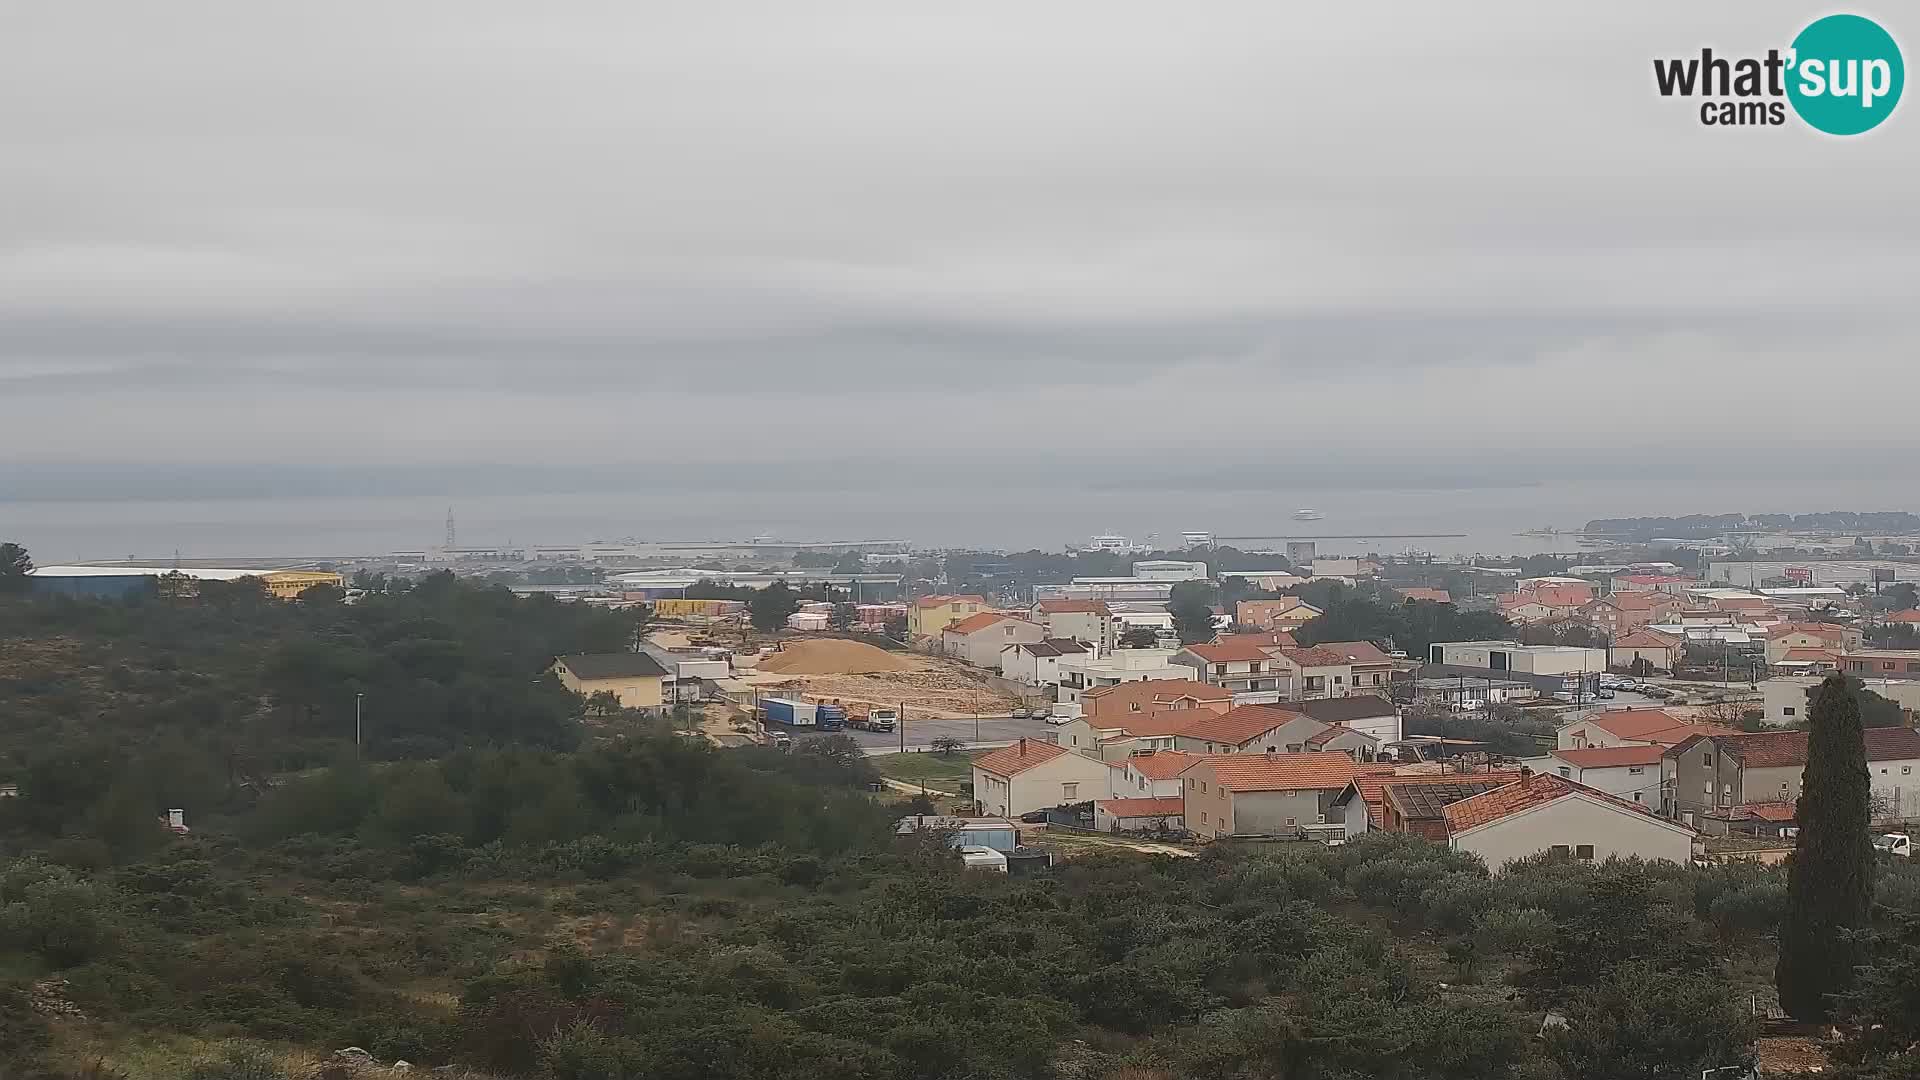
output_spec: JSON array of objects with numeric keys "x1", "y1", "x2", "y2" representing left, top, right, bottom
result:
[{"x1": 870, "y1": 750, "x2": 978, "y2": 787}]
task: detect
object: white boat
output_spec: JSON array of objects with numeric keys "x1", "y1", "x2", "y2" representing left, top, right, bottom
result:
[{"x1": 1292, "y1": 508, "x2": 1324, "y2": 522}]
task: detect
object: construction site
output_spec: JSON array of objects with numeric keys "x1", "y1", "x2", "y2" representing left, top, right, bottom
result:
[{"x1": 739, "y1": 638, "x2": 1023, "y2": 718}]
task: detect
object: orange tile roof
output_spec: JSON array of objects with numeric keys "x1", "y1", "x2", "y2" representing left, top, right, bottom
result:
[
  {"x1": 1312, "y1": 640, "x2": 1393, "y2": 665},
  {"x1": 1036, "y1": 599, "x2": 1113, "y2": 616},
  {"x1": 1612, "y1": 629, "x2": 1681, "y2": 648},
  {"x1": 942, "y1": 612, "x2": 1025, "y2": 636},
  {"x1": 1095, "y1": 796, "x2": 1185, "y2": 818},
  {"x1": 1095, "y1": 709, "x2": 1215, "y2": 738},
  {"x1": 971, "y1": 738, "x2": 1070, "y2": 778},
  {"x1": 1123, "y1": 749, "x2": 1198, "y2": 779},
  {"x1": 1888, "y1": 610, "x2": 1920, "y2": 624},
  {"x1": 1550, "y1": 745, "x2": 1667, "y2": 769},
  {"x1": 1779, "y1": 647, "x2": 1837, "y2": 663},
  {"x1": 1767, "y1": 622, "x2": 1850, "y2": 640},
  {"x1": 1586, "y1": 709, "x2": 1739, "y2": 746},
  {"x1": 1196, "y1": 752, "x2": 1360, "y2": 793},
  {"x1": 1183, "y1": 640, "x2": 1278, "y2": 663},
  {"x1": 1177, "y1": 704, "x2": 1310, "y2": 746},
  {"x1": 1442, "y1": 772, "x2": 1659, "y2": 834},
  {"x1": 1726, "y1": 802, "x2": 1798, "y2": 822},
  {"x1": 1082, "y1": 679, "x2": 1230, "y2": 709}
]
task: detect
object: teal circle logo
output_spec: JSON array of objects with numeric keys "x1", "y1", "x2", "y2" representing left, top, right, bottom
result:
[{"x1": 1787, "y1": 14, "x2": 1904, "y2": 135}]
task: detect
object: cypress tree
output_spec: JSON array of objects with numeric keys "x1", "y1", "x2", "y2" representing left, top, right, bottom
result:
[{"x1": 1777, "y1": 673, "x2": 1876, "y2": 1020}]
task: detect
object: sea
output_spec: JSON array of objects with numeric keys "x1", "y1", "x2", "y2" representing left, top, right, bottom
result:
[{"x1": 0, "y1": 480, "x2": 1721, "y2": 565}]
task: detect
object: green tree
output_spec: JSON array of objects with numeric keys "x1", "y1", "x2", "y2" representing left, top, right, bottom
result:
[
  {"x1": 828, "y1": 602, "x2": 856, "y2": 631},
  {"x1": 749, "y1": 581, "x2": 802, "y2": 632},
  {"x1": 1543, "y1": 961, "x2": 1756, "y2": 1080},
  {"x1": 0, "y1": 541, "x2": 30, "y2": 593},
  {"x1": 1778, "y1": 673, "x2": 1876, "y2": 1021},
  {"x1": 1118, "y1": 625, "x2": 1160, "y2": 649},
  {"x1": 1169, "y1": 580, "x2": 1217, "y2": 645},
  {"x1": 1812, "y1": 676, "x2": 1909, "y2": 729},
  {"x1": 930, "y1": 736, "x2": 964, "y2": 756}
]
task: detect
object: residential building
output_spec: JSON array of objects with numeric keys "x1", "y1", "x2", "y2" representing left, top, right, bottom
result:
[
  {"x1": 1235, "y1": 597, "x2": 1323, "y2": 632},
  {"x1": 1664, "y1": 726, "x2": 1920, "y2": 824},
  {"x1": 1430, "y1": 641, "x2": 1609, "y2": 676},
  {"x1": 1306, "y1": 640, "x2": 1396, "y2": 695},
  {"x1": 1081, "y1": 678, "x2": 1234, "y2": 720},
  {"x1": 1030, "y1": 599, "x2": 1115, "y2": 654},
  {"x1": 1612, "y1": 573, "x2": 1693, "y2": 595},
  {"x1": 1443, "y1": 773, "x2": 1696, "y2": 869},
  {"x1": 1557, "y1": 708, "x2": 1738, "y2": 751},
  {"x1": 1181, "y1": 753, "x2": 1362, "y2": 838},
  {"x1": 1887, "y1": 609, "x2": 1920, "y2": 626},
  {"x1": 971, "y1": 739, "x2": 1118, "y2": 817},
  {"x1": 908, "y1": 594, "x2": 989, "y2": 639},
  {"x1": 1173, "y1": 641, "x2": 1295, "y2": 700},
  {"x1": 1132, "y1": 560, "x2": 1209, "y2": 581},
  {"x1": 1771, "y1": 648, "x2": 1839, "y2": 676},
  {"x1": 1608, "y1": 629, "x2": 1684, "y2": 673},
  {"x1": 1294, "y1": 695, "x2": 1403, "y2": 743},
  {"x1": 1108, "y1": 748, "x2": 1198, "y2": 799},
  {"x1": 1056, "y1": 649, "x2": 1194, "y2": 702},
  {"x1": 1093, "y1": 796, "x2": 1185, "y2": 833},
  {"x1": 1763, "y1": 675, "x2": 1920, "y2": 726},
  {"x1": 1396, "y1": 587, "x2": 1452, "y2": 604},
  {"x1": 1060, "y1": 709, "x2": 1207, "y2": 760},
  {"x1": 1839, "y1": 649, "x2": 1920, "y2": 681},
  {"x1": 1332, "y1": 770, "x2": 1524, "y2": 840},
  {"x1": 551, "y1": 653, "x2": 670, "y2": 711},
  {"x1": 1277, "y1": 645, "x2": 1365, "y2": 699},
  {"x1": 1521, "y1": 745, "x2": 1665, "y2": 805},
  {"x1": 1305, "y1": 724, "x2": 1382, "y2": 759},
  {"x1": 1169, "y1": 705, "x2": 1329, "y2": 757},
  {"x1": 999, "y1": 638, "x2": 1090, "y2": 686},
  {"x1": 1582, "y1": 592, "x2": 1676, "y2": 636},
  {"x1": 1765, "y1": 623, "x2": 1865, "y2": 665},
  {"x1": 941, "y1": 613, "x2": 1044, "y2": 667}
]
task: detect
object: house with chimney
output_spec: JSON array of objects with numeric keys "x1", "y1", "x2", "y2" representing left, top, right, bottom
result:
[
  {"x1": 970, "y1": 738, "x2": 1117, "y2": 817},
  {"x1": 1663, "y1": 726, "x2": 1920, "y2": 826}
]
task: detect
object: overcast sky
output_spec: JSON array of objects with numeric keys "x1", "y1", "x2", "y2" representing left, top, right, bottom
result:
[{"x1": 3, "y1": 2, "x2": 1916, "y2": 506}]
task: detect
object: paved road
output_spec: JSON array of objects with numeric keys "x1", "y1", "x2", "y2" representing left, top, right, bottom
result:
[{"x1": 790, "y1": 715, "x2": 1057, "y2": 752}]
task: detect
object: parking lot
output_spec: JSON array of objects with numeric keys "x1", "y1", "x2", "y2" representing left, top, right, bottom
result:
[{"x1": 791, "y1": 714, "x2": 1058, "y2": 753}]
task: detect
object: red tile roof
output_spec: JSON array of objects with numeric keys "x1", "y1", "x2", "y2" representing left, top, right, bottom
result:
[
  {"x1": 1177, "y1": 704, "x2": 1310, "y2": 746},
  {"x1": 1083, "y1": 679, "x2": 1232, "y2": 713},
  {"x1": 1195, "y1": 752, "x2": 1360, "y2": 793},
  {"x1": 1095, "y1": 709, "x2": 1216, "y2": 738},
  {"x1": 1868, "y1": 727, "x2": 1920, "y2": 761},
  {"x1": 972, "y1": 738, "x2": 1071, "y2": 778},
  {"x1": 1612, "y1": 629, "x2": 1681, "y2": 648},
  {"x1": 1442, "y1": 772, "x2": 1661, "y2": 835},
  {"x1": 1728, "y1": 802, "x2": 1797, "y2": 822},
  {"x1": 1550, "y1": 745, "x2": 1667, "y2": 769},
  {"x1": 1778, "y1": 647, "x2": 1837, "y2": 663},
  {"x1": 1767, "y1": 622, "x2": 1850, "y2": 640},
  {"x1": 1123, "y1": 749, "x2": 1198, "y2": 779},
  {"x1": 1095, "y1": 796, "x2": 1185, "y2": 818},
  {"x1": 1183, "y1": 640, "x2": 1279, "y2": 663},
  {"x1": 1888, "y1": 610, "x2": 1920, "y2": 625}
]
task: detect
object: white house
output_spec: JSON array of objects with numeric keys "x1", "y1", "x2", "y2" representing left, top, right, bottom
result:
[
  {"x1": 941, "y1": 613, "x2": 1045, "y2": 668},
  {"x1": 999, "y1": 638, "x2": 1090, "y2": 686},
  {"x1": 971, "y1": 739, "x2": 1118, "y2": 817},
  {"x1": 1056, "y1": 649, "x2": 1192, "y2": 703},
  {"x1": 1108, "y1": 748, "x2": 1198, "y2": 799},
  {"x1": 1093, "y1": 796, "x2": 1185, "y2": 833},
  {"x1": 1030, "y1": 600, "x2": 1115, "y2": 655},
  {"x1": 1442, "y1": 773, "x2": 1696, "y2": 870},
  {"x1": 1520, "y1": 745, "x2": 1665, "y2": 807}
]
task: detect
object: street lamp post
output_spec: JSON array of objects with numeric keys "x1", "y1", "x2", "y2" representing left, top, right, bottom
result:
[{"x1": 355, "y1": 692, "x2": 365, "y2": 754}]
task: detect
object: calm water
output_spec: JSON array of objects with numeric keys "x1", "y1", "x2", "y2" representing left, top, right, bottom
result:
[{"x1": 2, "y1": 483, "x2": 1691, "y2": 564}]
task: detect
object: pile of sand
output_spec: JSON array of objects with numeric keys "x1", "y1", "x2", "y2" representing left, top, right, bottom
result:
[{"x1": 755, "y1": 638, "x2": 917, "y2": 675}]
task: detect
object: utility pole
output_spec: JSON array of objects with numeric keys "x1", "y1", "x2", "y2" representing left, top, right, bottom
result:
[
  {"x1": 355, "y1": 692, "x2": 365, "y2": 755},
  {"x1": 899, "y1": 701, "x2": 906, "y2": 754}
]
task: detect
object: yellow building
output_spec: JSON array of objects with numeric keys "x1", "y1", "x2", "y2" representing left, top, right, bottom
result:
[
  {"x1": 907, "y1": 594, "x2": 989, "y2": 639},
  {"x1": 651, "y1": 598, "x2": 745, "y2": 621},
  {"x1": 262, "y1": 570, "x2": 346, "y2": 600},
  {"x1": 552, "y1": 653, "x2": 669, "y2": 711}
]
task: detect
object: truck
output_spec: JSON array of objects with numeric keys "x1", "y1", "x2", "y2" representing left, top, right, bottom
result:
[
  {"x1": 848, "y1": 705, "x2": 898, "y2": 732},
  {"x1": 759, "y1": 697, "x2": 818, "y2": 728},
  {"x1": 1876, "y1": 833, "x2": 1913, "y2": 858},
  {"x1": 814, "y1": 702, "x2": 846, "y2": 732}
]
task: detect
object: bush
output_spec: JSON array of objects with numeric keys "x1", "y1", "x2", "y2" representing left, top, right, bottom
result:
[
  {"x1": 1421, "y1": 872, "x2": 1497, "y2": 935},
  {"x1": 185, "y1": 1044, "x2": 291, "y2": 1080},
  {"x1": 1708, "y1": 881, "x2": 1788, "y2": 938}
]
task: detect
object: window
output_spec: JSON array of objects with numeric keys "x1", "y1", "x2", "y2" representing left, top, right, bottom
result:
[
  {"x1": 1219, "y1": 788, "x2": 1226, "y2": 800},
  {"x1": 1576, "y1": 845, "x2": 1595, "y2": 861},
  {"x1": 1557, "y1": 767, "x2": 1571, "y2": 778},
  {"x1": 1334, "y1": 675, "x2": 1344, "y2": 684},
  {"x1": 1288, "y1": 743, "x2": 1303, "y2": 753},
  {"x1": 1062, "y1": 783, "x2": 1078, "y2": 800},
  {"x1": 1551, "y1": 844, "x2": 1571, "y2": 855},
  {"x1": 1633, "y1": 792, "x2": 1643, "y2": 803},
  {"x1": 1702, "y1": 753, "x2": 1712, "y2": 766},
  {"x1": 1783, "y1": 707, "x2": 1796, "y2": 717},
  {"x1": 1215, "y1": 664, "x2": 1227, "y2": 676},
  {"x1": 1285, "y1": 817, "x2": 1296, "y2": 827},
  {"x1": 1628, "y1": 766, "x2": 1644, "y2": 775},
  {"x1": 1200, "y1": 811, "x2": 1208, "y2": 824}
]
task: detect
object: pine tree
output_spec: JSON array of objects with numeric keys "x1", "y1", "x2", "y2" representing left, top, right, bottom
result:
[{"x1": 1777, "y1": 673, "x2": 1876, "y2": 1020}]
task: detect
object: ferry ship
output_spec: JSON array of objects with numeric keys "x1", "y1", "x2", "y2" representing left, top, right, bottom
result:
[{"x1": 1292, "y1": 508, "x2": 1324, "y2": 522}]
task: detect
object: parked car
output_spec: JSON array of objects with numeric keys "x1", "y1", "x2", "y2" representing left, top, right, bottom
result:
[
  {"x1": 1010, "y1": 706, "x2": 1031, "y2": 719},
  {"x1": 1019, "y1": 809, "x2": 1051, "y2": 824},
  {"x1": 1045, "y1": 714, "x2": 1075, "y2": 726}
]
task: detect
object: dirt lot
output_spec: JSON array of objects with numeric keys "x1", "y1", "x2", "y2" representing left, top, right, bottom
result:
[{"x1": 745, "y1": 655, "x2": 1021, "y2": 718}]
